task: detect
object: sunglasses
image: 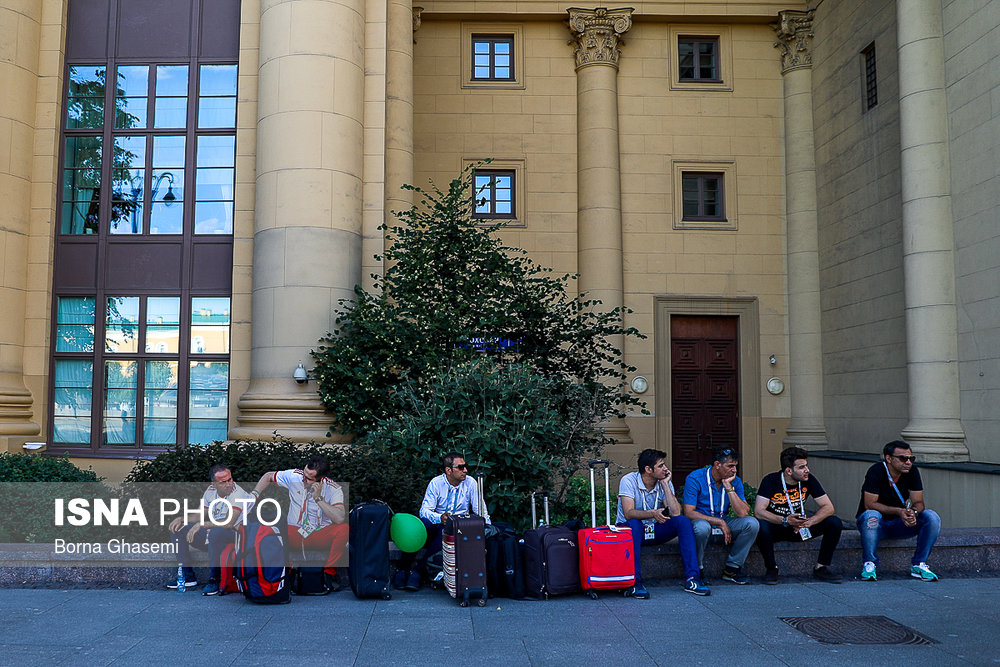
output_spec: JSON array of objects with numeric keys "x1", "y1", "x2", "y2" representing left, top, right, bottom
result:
[
  {"x1": 893, "y1": 455, "x2": 917, "y2": 463},
  {"x1": 449, "y1": 464, "x2": 468, "y2": 471}
]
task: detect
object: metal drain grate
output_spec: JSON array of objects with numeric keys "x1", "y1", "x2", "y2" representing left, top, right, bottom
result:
[{"x1": 780, "y1": 615, "x2": 939, "y2": 645}]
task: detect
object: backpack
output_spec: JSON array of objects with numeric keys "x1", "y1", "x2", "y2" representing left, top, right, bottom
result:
[{"x1": 234, "y1": 521, "x2": 290, "y2": 604}]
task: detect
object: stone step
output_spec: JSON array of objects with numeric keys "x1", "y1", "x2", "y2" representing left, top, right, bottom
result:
[{"x1": 2, "y1": 526, "x2": 998, "y2": 587}]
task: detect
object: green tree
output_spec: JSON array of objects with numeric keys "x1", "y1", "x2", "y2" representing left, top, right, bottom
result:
[{"x1": 311, "y1": 164, "x2": 646, "y2": 505}]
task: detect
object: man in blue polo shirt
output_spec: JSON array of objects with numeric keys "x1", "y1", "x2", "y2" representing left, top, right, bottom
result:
[{"x1": 682, "y1": 447, "x2": 759, "y2": 584}]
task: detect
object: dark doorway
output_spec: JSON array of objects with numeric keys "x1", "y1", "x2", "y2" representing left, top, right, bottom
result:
[{"x1": 670, "y1": 315, "x2": 740, "y2": 481}]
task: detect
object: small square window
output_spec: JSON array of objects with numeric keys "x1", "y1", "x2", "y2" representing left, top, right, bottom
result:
[
  {"x1": 471, "y1": 36, "x2": 514, "y2": 81},
  {"x1": 473, "y1": 169, "x2": 516, "y2": 219},
  {"x1": 672, "y1": 161, "x2": 736, "y2": 230},
  {"x1": 681, "y1": 172, "x2": 725, "y2": 221},
  {"x1": 862, "y1": 43, "x2": 878, "y2": 111},
  {"x1": 678, "y1": 37, "x2": 719, "y2": 82}
]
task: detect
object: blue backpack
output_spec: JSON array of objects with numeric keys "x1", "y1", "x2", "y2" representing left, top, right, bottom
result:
[{"x1": 235, "y1": 521, "x2": 289, "y2": 604}]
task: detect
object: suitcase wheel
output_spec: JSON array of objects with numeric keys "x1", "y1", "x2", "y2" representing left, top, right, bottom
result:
[
  {"x1": 587, "y1": 590, "x2": 599, "y2": 600},
  {"x1": 460, "y1": 600, "x2": 469, "y2": 607},
  {"x1": 382, "y1": 592, "x2": 392, "y2": 600},
  {"x1": 477, "y1": 598, "x2": 486, "y2": 607}
]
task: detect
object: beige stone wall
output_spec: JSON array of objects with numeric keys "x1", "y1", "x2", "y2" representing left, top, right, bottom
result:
[
  {"x1": 810, "y1": 0, "x2": 909, "y2": 453},
  {"x1": 942, "y1": 0, "x2": 1000, "y2": 464},
  {"x1": 413, "y1": 15, "x2": 789, "y2": 480}
]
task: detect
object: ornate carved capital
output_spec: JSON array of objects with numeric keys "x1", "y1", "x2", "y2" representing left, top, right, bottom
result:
[
  {"x1": 567, "y1": 7, "x2": 633, "y2": 70},
  {"x1": 412, "y1": 6, "x2": 423, "y2": 43},
  {"x1": 772, "y1": 9, "x2": 814, "y2": 73}
]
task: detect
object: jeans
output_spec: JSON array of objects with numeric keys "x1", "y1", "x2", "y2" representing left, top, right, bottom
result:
[
  {"x1": 856, "y1": 509, "x2": 941, "y2": 566},
  {"x1": 691, "y1": 516, "x2": 759, "y2": 570},
  {"x1": 397, "y1": 517, "x2": 444, "y2": 575},
  {"x1": 171, "y1": 524, "x2": 235, "y2": 581},
  {"x1": 619, "y1": 515, "x2": 700, "y2": 582},
  {"x1": 756, "y1": 515, "x2": 842, "y2": 570}
]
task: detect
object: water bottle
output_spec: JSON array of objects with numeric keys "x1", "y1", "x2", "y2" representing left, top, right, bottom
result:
[{"x1": 176, "y1": 563, "x2": 185, "y2": 593}]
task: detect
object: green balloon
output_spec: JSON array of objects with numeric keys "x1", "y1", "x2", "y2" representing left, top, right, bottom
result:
[{"x1": 390, "y1": 513, "x2": 427, "y2": 553}]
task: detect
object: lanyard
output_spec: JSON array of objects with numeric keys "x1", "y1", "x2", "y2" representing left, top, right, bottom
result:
[
  {"x1": 706, "y1": 469, "x2": 727, "y2": 517},
  {"x1": 640, "y1": 478, "x2": 663, "y2": 512},
  {"x1": 780, "y1": 475, "x2": 803, "y2": 516},
  {"x1": 883, "y1": 462, "x2": 907, "y2": 505}
]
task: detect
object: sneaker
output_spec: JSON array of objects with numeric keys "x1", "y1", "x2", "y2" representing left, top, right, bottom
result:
[
  {"x1": 721, "y1": 566, "x2": 750, "y2": 585},
  {"x1": 201, "y1": 581, "x2": 220, "y2": 596},
  {"x1": 861, "y1": 561, "x2": 877, "y2": 581},
  {"x1": 625, "y1": 582, "x2": 650, "y2": 599},
  {"x1": 764, "y1": 567, "x2": 779, "y2": 585},
  {"x1": 910, "y1": 562, "x2": 939, "y2": 581},
  {"x1": 165, "y1": 576, "x2": 198, "y2": 590},
  {"x1": 393, "y1": 569, "x2": 409, "y2": 590},
  {"x1": 683, "y1": 578, "x2": 710, "y2": 596},
  {"x1": 403, "y1": 570, "x2": 422, "y2": 591},
  {"x1": 812, "y1": 565, "x2": 842, "y2": 583},
  {"x1": 699, "y1": 568, "x2": 710, "y2": 585}
]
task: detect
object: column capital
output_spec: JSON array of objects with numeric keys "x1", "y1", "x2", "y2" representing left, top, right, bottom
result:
[
  {"x1": 772, "y1": 9, "x2": 815, "y2": 73},
  {"x1": 567, "y1": 7, "x2": 633, "y2": 70},
  {"x1": 412, "y1": 6, "x2": 423, "y2": 42}
]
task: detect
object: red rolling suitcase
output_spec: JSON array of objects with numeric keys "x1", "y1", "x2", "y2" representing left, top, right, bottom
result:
[
  {"x1": 578, "y1": 460, "x2": 635, "y2": 599},
  {"x1": 442, "y1": 475, "x2": 488, "y2": 607}
]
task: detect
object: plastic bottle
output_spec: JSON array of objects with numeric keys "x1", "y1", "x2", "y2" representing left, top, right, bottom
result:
[{"x1": 176, "y1": 563, "x2": 185, "y2": 593}]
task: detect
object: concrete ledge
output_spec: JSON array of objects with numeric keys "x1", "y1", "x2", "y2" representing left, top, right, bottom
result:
[
  {"x1": 3, "y1": 527, "x2": 999, "y2": 587},
  {"x1": 640, "y1": 526, "x2": 1000, "y2": 581}
]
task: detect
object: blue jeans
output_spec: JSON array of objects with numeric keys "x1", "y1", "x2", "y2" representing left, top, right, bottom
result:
[
  {"x1": 172, "y1": 524, "x2": 235, "y2": 580},
  {"x1": 856, "y1": 509, "x2": 941, "y2": 566},
  {"x1": 619, "y1": 515, "x2": 699, "y2": 582},
  {"x1": 691, "y1": 516, "x2": 760, "y2": 570}
]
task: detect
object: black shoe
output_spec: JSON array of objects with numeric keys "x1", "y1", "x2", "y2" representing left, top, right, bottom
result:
[
  {"x1": 324, "y1": 573, "x2": 342, "y2": 592},
  {"x1": 721, "y1": 566, "x2": 750, "y2": 585},
  {"x1": 699, "y1": 568, "x2": 710, "y2": 585},
  {"x1": 812, "y1": 565, "x2": 842, "y2": 583},
  {"x1": 764, "y1": 568, "x2": 779, "y2": 585}
]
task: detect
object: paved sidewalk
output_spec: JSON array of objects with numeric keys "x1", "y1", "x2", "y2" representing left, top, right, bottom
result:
[{"x1": 2, "y1": 576, "x2": 999, "y2": 666}]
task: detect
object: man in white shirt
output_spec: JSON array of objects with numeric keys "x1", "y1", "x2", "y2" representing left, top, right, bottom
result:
[
  {"x1": 165, "y1": 463, "x2": 255, "y2": 595},
  {"x1": 395, "y1": 452, "x2": 490, "y2": 592},
  {"x1": 253, "y1": 455, "x2": 348, "y2": 592}
]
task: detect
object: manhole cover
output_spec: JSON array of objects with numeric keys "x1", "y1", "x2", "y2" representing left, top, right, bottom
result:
[{"x1": 780, "y1": 615, "x2": 938, "y2": 645}]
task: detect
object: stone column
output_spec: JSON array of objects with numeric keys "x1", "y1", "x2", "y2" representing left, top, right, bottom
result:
[
  {"x1": 379, "y1": 2, "x2": 418, "y2": 274},
  {"x1": 567, "y1": 7, "x2": 632, "y2": 443},
  {"x1": 895, "y1": 0, "x2": 967, "y2": 461},
  {"x1": 0, "y1": 0, "x2": 41, "y2": 441},
  {"x1": 233, "y1": 0, "x2": 366, "y2": 441},
  {"x1": 772, "y1": 10, "x2": 827, "y2": 449}
]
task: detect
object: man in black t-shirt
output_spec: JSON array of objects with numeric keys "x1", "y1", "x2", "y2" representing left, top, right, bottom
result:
[
  {"x1": 856, "y1": 440, "x2": 941, "y2": 582},
  {"x1": 754, "y1": 447, "x2": 843, "y2": 584}
]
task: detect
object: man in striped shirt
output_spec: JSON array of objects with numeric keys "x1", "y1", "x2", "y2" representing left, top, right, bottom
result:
[{"x1": 395, "y1": 452, "x2": 491, "y2": 591}]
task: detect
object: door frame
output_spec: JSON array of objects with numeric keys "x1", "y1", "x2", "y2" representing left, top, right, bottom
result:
[{"x1": 655, "y1": 296, "x2": 762, "y2": 485}]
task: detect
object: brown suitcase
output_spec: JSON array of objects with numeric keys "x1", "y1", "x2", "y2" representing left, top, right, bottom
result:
[{"x1": 442, "y1": 474, "x2": 488, "y2": 606}]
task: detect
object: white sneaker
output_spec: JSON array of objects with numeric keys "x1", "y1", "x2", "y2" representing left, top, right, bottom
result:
[
  {"x1": 910, "y1": 562, "x2": 939, "y2": 581},
  {"x1": 861, "y1": 561, "x2": 877, "y2": 581}
]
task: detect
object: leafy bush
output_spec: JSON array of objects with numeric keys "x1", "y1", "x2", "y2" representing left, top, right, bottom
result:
[
  {"x1": 358, "y1": 360, "x2": 611, "y2": 532},
  {"x1": 0, "y1": 453, "x2": 107, "y2": 542},
  {"x1": 311, "y1": 164, "x2": 645, "y2": 447}
]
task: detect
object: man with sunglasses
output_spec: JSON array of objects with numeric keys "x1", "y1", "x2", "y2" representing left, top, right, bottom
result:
[
  {"x1": 856, "y1": 440, "x2": 941, "y2": 581},
  {"x1": 394, "y1": 452, "x2": 491, "y2": 591}
]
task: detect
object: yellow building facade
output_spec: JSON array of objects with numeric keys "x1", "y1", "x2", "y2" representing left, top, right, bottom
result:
[{"x1": 1, "y1": 0, "x2": 997, "y2": 524}]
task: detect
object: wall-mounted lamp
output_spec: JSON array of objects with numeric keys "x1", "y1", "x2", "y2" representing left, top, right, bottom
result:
[
  {"x1": 293, "y1": 362, "x2": 309, "y2": 384},
  {"x1": 768, "y1": 354, "x2": 777, "y2": 366}
]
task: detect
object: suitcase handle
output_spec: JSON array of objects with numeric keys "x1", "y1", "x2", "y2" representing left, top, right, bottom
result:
[
  {"x1": 588, "y1": 459, "x2": 611, "y2": 469},
  {"x1": 588, "y1": 463, "x2": 614, "y2": 528},
  {"x1": 530, "y1": 491, "x2": 550, "y2": 527}
]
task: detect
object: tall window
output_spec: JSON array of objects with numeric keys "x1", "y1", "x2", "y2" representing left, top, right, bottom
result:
[
  {"x1": 862, "y1": 43, "x2": 878, "y2": 111},
  {"x1": 51, "y1": 0, "x2": 239, "y2": 455},
  {"x1": 473, "y1": 170, "x2": 515, "y2": 219},
  {"x1": 471, "y1": 36, "x2": 514, "y2": 81},
  {"x1": 681, "y1": 172, "x2": 725, "y2": 221},
  {"x1": 678, "y1": 37, "x2": 719, "y2": 82}
]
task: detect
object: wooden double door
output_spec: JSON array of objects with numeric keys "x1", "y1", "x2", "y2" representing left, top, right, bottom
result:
[{"x1": 670, "y1": 315, "x2": 740, "y2": 481}]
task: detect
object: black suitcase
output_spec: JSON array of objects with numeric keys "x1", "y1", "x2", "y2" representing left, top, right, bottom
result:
[
  {"x1": 443, "y1": 513, "x2": 488, "y2": 606},
  {"x1": 523, "y1": 491, "x2": 580, "y2": 599},
  {"x1": 486, "y1": 521, "x2": 525, "y2": 599},
  {"x1": 348, "y1": 500, "x2": 392, "y2": 600}
]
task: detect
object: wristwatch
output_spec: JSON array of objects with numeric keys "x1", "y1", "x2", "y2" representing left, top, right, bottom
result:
[{"x1": 782, "y1": 516, "x2": 788, "y2": 527}]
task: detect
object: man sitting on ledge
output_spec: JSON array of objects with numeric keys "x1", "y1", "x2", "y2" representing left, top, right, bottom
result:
[
  {"x1": 856, "y1": 440, "x2": 941, "y2": 582},
  {"x1": 616, "y1": 448, "x2": 709, "y2": 599},
  {"x1": 754, "y1": 446, "x2": 843, "y2": 584}
]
